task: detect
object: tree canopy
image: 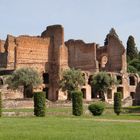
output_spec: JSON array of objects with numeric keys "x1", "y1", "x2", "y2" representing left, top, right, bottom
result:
[
  {"x1": 59, "y1": 68, "x2": 85, "y2": 92},
  {"x1": 126, "y1": 35, "x2": 138, "y2": 60},
  {"x1": 91, "y1": 72, "x2": 117, "y2": 101},
  {"x1": 6, "y1": 67, "x2": 42, "y2": 98},
  {"x1": 7, "y1": 67, "x2": 42, "y2": 88}
]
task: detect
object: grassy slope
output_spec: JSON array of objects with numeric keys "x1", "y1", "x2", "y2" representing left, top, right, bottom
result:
[{"x1": 0, "y1": 117, "x2": 140, "y2": 140}]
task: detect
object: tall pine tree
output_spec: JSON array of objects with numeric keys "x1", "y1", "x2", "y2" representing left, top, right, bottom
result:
[{"x1": 126, "y1": 35, "x2": 138, "y2": 60}]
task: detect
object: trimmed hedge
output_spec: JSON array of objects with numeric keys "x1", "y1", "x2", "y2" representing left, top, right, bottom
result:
[
  {"x1": 114, "y1": 92, "x2": 122, "y2": 115},
  {"x1": 34, "y1": 92, "x2": 46, "y2": 117},
  {"x1": 72, "y1": 90, "x2": 83, "y2": 116},
  {"x1": 88, "y1": 102, "x2": 105, "y2": 116},
  {"x1": 0, "y1": 92, "x2": 2, "y2": 117},
  {"x1": 123, "y1": 106, "x2": 140, "y2": 113}
]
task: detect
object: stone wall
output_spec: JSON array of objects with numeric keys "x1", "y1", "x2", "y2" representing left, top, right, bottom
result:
[
  {"x1": 0, "y1": 40, "x2": 7, "y2": 68},
  {"x1": 15, "y1": 36, "x2": 50, "y2": 72},
  {"x1": 65, "y1": 40, "x2": 98, "y2": 72},
  {"x1": 0, "y1": 24, "x2": 139, "y2": 104},
  {"x1": 41, "y1": 25, "x2": 67, "y2": 101},
  {"x1": 0, "y1": 40, "x2": 5, "y2": 52},
  {"x1": 106, "y1": 33, "x2": 127, "y2": 72}
]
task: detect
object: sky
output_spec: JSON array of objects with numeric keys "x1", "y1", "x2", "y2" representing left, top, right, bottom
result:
[{"x1": 0, "y1": 0, "x2": 140, "y2": 49}]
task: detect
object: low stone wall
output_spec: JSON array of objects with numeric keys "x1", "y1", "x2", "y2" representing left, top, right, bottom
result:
[
  {"x1": 3, "y1": 112, "x2": 34, "y2": 117},
  {"x1": 3, "y1": 99, "x2": 34, "y2": 109},
  {"x1": 3, "y1": 99, "x2": 73, "y2": 109}
]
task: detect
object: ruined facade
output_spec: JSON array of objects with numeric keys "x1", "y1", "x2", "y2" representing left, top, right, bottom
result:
[{"x1": 0, "y1": 25, "x2": 140, "y2": 104}]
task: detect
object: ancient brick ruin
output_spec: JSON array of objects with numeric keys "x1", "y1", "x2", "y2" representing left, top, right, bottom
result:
[{"x1": 0, "y1": 25, "x2": 140, "y2": 105}]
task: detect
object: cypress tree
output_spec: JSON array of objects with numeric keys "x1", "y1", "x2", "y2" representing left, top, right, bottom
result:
[
  {"x1": 34, "y1": 92, "x2": 46, "y2": 117},
  {"x1": 114, "y1": 92, "x2": 122, "y2": 115},
  {"x1": 126, "y1": 35, "x2": 138, "y2": 60},
  {"x1": 72, "y1": 91, "x2": 83, "y2": 116},
  {"x1": 0, "y1": 92, "x2": 2, "y2": 117}
]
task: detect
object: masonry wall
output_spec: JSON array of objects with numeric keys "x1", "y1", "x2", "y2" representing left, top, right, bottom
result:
[
  {"x1": 41, "y1": 25, "x2": 66, "y2": 101},
  {"x1": 65, "y1": 40, "x2": 98, "y2": 72},
  {"x1": 0, "y1": 40, "x2": 5, "y2": 52},
  {"x1": 0, "y1": 24, "x2": 139, "y2": 104},
  {"x1": 15, "y1": 36, "x2": 50, "y2": 72},
  {"x1": 0, "y1": 40, "x2": 7, "y2": 67},
  {"x1": 4, "y1": 35, "x2": 16, "y2": 69},
  {"x1": 106, "y1": 35, "x2": 127, "y2": 72}
]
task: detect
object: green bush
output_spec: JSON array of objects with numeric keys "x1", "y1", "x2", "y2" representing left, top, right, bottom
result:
[
  {"x1": 72, "y1": 90, "x2": 83, "y2": 116},
  {"x1": 114, "y1": 92, "x2": 122, "y2": 115},
  {"x1": 88, "y1": 102, "x2": 105, "y2": 116},
  {"x1": 123, "y1": 106, "x2": 140, "y2": 113},
  {"x1": 34, "y1": 92, "x2": 46, "y2": 117},
  {"x1": 0, "y1": 92, "x2": 2, "y2": 117}
]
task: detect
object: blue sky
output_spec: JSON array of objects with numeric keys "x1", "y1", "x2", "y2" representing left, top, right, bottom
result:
[{"x1": 0, "y1": 0, "x2": 140, "y2": 48}]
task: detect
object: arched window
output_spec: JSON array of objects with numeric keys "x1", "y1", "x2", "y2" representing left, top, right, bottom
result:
[
  {"x1": 107, "y1": 89, "x2": 112, "y2": 99},
  {"x1": 43, "y1": 73, "x2": 49, "y2": 84},
  {"x1": 116, "y1": 75, "x2": 122, "y2": 84},
  {"x1": 88, "y1": 75, "x2": 93, "y2": 85},
  {"x1": 130, "y1": 92, "x2": 135, "y2": 99},
  {"x1": 129, "y1": 76, "x2": 135, "y2": 85},
  {"x1": 0, "y1": 78, "x2": 3, "y2": 85},
  {"x1": 117, "y1": 87, "x2": 123, "y2": 99},
  {"x1": 81, "y1": 88, "x2": 86, "y2": 99}
]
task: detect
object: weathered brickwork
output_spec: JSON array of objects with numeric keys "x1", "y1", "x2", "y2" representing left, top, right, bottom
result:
[{"x1": 0, "y1": 25, "x2": 140, "y2": 104}]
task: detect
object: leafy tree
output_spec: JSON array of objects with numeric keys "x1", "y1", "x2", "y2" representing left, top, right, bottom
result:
[
  {"x1": 126, "y1": 35, "x2": 138, "y2": 60},
  {"x1": 91, "y1": 72, "x2": 116, "y2": 101},
  {"x1": 127, "y1": 65, "x2": 137, "y2": 73},
  {"x1": 59, "y1": 68, "x2": 85, "y2": 100},
  {"x1": 127, "y1": 58, "x2": 140, "y2": 76},
  {"x1": 138, "y1": 52, "x2": 140, "y2": 60},
  {"x1": 114, "y1": 92, "x2": 122, "y2": 115},
  {"x1": 128, "y1": 59, "x2": 140, "y2": 71},
  {"x1": 6, "y1": 67, "x2": 42, "y2": 98}
]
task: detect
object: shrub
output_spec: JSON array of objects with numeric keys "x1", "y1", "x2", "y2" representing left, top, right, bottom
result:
[
  {"x1": 114, "y1": 92, "x2": 122, "y2": 115},
  {"x1": 72, "y1": 90, "x2": 83, "y2": 116},
  {"x1": 34, "y1": 92, "x2": 46, "y2": 117},
  {"x1": 88, "y1": 102, "x2": 105, "y2": 116},
  {"x1": 123, "y1": 106, "x2": 140, "y2": 113},
  {"x1": 0, "y1": 92, "x2": 2, "y2": 117}
]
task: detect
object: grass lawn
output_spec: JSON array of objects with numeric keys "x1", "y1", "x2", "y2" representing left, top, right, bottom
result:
[
  {"x1": 1, "y1": 105, "x2": 140, "y2": 140},
  {"x1": 3, "y1": 106, "x2": 140, "y2": 120},
  {"x1": 0, "y1": 116, "x2": 140, "y2": 140}
]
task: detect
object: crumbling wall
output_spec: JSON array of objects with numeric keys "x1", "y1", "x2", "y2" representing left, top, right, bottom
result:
[
  {"x1": 5, "y1": 35, "x2": 16, "y2": 69},
  {"x1": 106, "y1": 34, "x2": 127, "y2": 72},
  {"x1": 41, "y1": 25, "x2": 66, "y2": 101},
  {"x1": 0, "y1": 40, "x2": 7, "y2": 68},
  {"x1": 15, "y1": 36, "x2": 50, "y2": 72},
  {"x1": 0, "y1": 40, "x2": 5, "y2": 52},
  {"x1": 65, "y1": 40, "x2": 98, "y2": 72}
]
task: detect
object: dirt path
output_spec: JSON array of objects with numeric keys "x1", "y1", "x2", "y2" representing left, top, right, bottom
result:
[{"x1": 93, "y1": 118, "x2": 140, "y2": 123}]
